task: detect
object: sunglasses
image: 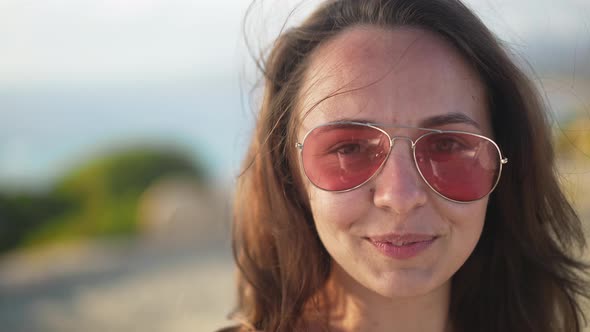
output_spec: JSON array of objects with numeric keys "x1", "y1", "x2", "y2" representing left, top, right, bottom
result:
[{"x1": 295, "y1": 121, "x2": 508, "y2": 203}]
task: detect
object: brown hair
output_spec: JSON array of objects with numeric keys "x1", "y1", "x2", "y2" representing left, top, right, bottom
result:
[{"x1": 227, "y1": 0, "x2": 590, "y2": 331}]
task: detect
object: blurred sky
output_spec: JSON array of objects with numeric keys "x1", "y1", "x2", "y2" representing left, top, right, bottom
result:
[
  {"x1": 1, "y1": 0, "x2": 589, "y2": 190},
  {"x1": 0, "y1": 0, "x2": 250, "y2": 82}
]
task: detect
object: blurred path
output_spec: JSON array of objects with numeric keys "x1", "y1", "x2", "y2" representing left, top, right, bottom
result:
[{"x1": 0, "y1": 238, "x2": 235, "y2": 332}]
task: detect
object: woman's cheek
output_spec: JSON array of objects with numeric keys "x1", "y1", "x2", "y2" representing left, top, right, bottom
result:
[
  {"x1": 309, "y1": 189, "x2": 370, "y2": 230},
  {"x1": 431, "y1": 196, "x2": 489, "y2": 227}
]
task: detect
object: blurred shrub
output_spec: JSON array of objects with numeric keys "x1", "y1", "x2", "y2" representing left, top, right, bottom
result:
[
  {"x1": 0, "y1": 146, "x2": 207, "y2": 253},
  {"x1": 0, "y1": 192, "x2": 75, "y2": 253}
]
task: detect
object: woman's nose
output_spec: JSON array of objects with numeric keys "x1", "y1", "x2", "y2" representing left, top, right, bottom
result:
[{"x1": 371, "y1": 139, "x2": 428, "y2": 214}]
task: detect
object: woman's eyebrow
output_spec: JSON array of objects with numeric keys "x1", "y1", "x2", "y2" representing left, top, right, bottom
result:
[{"x1": 419, "y1": 112, "x2": 481, "y2": 129}]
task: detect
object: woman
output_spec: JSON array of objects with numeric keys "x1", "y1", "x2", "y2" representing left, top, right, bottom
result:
[{"x1": 224, "y1": 0, "x2": 589, "y2": 331}]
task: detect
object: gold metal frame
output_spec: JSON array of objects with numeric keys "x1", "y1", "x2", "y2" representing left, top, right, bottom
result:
[{"x1": 295, "y1": 121, "x2": 508, "y2": 204}]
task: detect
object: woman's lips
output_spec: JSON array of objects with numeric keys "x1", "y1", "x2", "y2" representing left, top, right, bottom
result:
[{"x1": 367, "y1": 234, "x2": 437, "y2": 260}]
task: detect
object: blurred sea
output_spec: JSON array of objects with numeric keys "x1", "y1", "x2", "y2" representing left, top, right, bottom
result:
[{"x1": 0, "y1": 77, "x2": 253, "y2": 192}]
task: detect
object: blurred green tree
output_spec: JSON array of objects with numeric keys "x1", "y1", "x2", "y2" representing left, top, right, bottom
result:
[
  {"x1": 0, "y1": 146, "x2": 207, "y2": 253},
  {"x1": 0, "y1": 192, "x2": 74, "y2": 253}
]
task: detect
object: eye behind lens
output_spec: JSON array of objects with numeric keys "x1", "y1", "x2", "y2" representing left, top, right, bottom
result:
[
  {"x1": 301, "y1": 123, "x2": 391, "y2": 191},
  {"x1": 414, "y1": 132, "x2": 503, "y2": 202}
]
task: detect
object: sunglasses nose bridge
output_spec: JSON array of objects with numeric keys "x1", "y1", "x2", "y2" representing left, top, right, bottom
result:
[
  {"x1": 389, "y1": 136, "x2": 416, "y2": 151},
  {"x1": 384, "y1": 135, "x2": 418, "y2": 169},
  {"x1": 384, "y1": 136, "x2": 421, "y2": 177}
]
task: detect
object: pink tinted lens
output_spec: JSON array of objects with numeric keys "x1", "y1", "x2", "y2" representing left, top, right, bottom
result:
[
  {"x1": 302, "y1": 124, "x2": 390, "y2": 191},
  {"x1": 415, "y1": 132, "x2": 501, "y2": 201}
]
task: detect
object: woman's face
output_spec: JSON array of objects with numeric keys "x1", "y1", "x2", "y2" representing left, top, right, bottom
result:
[{"x1": 296, "y1": 26, "x2": 491, "y2": 298}]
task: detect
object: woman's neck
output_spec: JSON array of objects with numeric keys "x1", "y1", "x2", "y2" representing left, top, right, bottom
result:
[{"x1": 305, "y1": 266, "x2": 452, "y2": 332}]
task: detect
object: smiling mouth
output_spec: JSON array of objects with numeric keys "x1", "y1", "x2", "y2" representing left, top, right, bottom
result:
[
  {"x1": 366, "y1": 234, "x2": 438, "y2": 259},
  {"x1": 368, "y1": 233, "x2": 438, "y2": 244}
]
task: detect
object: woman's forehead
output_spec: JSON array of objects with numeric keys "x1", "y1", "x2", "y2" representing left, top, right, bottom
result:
[{"x1": 297, "y1": 25, "x2": 491, "y2": 135}]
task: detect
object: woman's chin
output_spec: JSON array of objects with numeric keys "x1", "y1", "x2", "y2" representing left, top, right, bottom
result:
[{"x1": 362, "y1": 270, "x2": 451, "y2": 300}]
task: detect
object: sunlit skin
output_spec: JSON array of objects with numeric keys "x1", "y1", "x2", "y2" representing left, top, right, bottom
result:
[{"x1": 296, "y1": 26, "x2": 491, "y2": 332}]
